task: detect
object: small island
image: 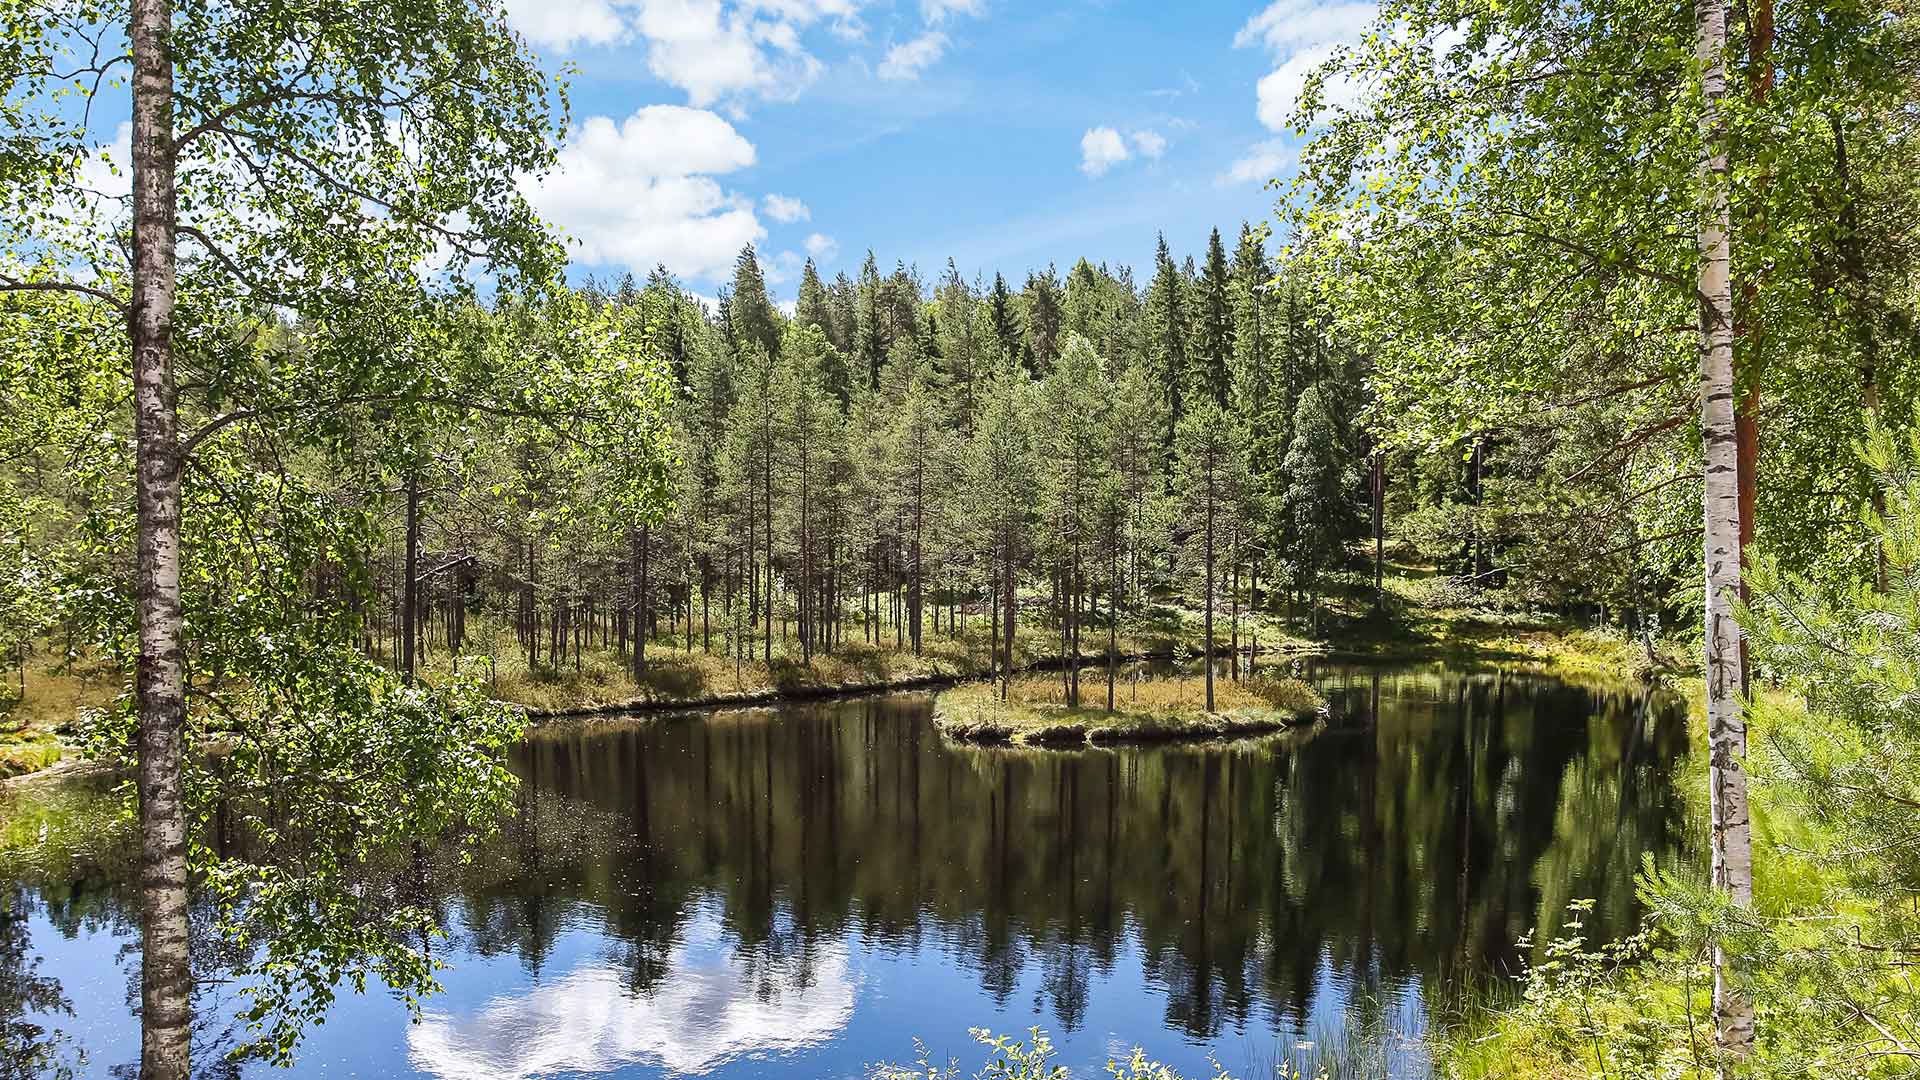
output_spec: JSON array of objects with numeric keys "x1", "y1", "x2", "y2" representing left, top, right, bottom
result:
[{"x1": 933, "y1": 671, "x2": 1326, "y2": 747}]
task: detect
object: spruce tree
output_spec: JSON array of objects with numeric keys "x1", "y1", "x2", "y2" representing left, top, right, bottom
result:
[
  {"x1": 729, "y1": 244, "x2": 782, "y2": 360},
  {"x1": 1278, "y1": 383, "x2": 1363, "y2": 631},
  {"x1": 795, "y1": 258, "x2": 833, "y2": 336},
  {"x1": 1145, "y1": 234, "x2": 1189, "y2": 447},
  {"x1": 1194, "y1": 229, "x2": 1235, "y2": 408},
  {"x1": 988, "y1": 272, "x2": 1024, "y2": 369},
  {"x1": 1022, "y1": 266, "x2": 1064, "y2": 374}
]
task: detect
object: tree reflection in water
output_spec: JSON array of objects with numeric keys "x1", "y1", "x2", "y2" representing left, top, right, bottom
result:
[{"x1": 0, "y1": 663, "x2": 1690, "y2": 1078}]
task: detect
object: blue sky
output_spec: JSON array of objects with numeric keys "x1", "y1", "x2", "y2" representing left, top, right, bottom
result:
[{"x1": 506, "y1": 0, "x2": 1367, "y2": 303}]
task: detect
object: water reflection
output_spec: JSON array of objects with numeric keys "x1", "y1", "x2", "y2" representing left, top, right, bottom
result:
[
  {"x1": 0, "y1": 663, "x2": 1690, "y2": 1079},
  {"x1": 408, "y1": 911, "x2": 855, "y2": 1078}
]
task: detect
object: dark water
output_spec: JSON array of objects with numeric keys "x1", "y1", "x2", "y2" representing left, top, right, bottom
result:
[{"x1": 0, "y1": 663, "x2": 1691, "y2": 1079}]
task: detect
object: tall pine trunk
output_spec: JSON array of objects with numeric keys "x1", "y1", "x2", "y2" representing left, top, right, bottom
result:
[
  {"x1": 130, "y1": 0, "x2": 192, "y2": 1074},
  {"x1": 402, "y1": 469, "x2": 419, "y2": 683},
  {"x1": 1696, "y1": 0, "x2": 1755, "y2": 1062}
]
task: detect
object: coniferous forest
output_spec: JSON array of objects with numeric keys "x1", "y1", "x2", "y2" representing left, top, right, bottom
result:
[{"x1": 2, "y1": 1, "x2": 1919, "y2": 1079}]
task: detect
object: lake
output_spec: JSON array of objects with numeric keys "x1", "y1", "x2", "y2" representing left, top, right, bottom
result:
[{"x1": 0, "y1": 662, "x2": 1692, "y2": 1079}]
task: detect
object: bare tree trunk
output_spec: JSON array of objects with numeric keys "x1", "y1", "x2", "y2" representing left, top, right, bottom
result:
[
  {"x1": 1203, "y1": 482, "x2": 1216, "y2": 713},
  {"x1": 403, "y1": 469, "x2": 419, "y2": 684},
  {"x1": 1372, "y1": 451, "x2": 1385, "y2": 611},
  {"x1": 633, "y1": 527, "x2": 649, "y2": 681},
  {"x1": 1697, "y1": 0, "x2": 1755, "y2": 1061},
  {"x1": 130, "y1": 1, "x2": 192, "y2": 1074},
  {"x1": 1002, "y1": 527, "x2": 1016, "y2": 700}
]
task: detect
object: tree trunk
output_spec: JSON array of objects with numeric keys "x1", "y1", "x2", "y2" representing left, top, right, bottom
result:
[
  {"x1": 130, "y1": 1, "x2": 193, "y2": 1074},
  {"x1": 1002, "y1": 527, "x2": 1017, "y2": 700},
  {"x1": 1372, "y1": 451, "x2": 1385, "y2": 611},
  {"x1": 1697, "y1": 0, "x2": 1755, "y2": 1061},
  {"x1": 633, "y1": 527, "x2": 649, "y2": 681},
  {"x1": 402, "y1": 469, "x2": 419, "y2": 684},
  {"x1": 1203, "y1": 483, "x2": 1216, "y2": 713}
]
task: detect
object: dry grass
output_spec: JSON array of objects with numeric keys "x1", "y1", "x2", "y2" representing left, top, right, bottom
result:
[
  {"x1": 424, "y1": 620, "x2": 1024, "y2": 714},
  {"x1": 934, "y1": 670, "x2": 1324, "y2": 746}
]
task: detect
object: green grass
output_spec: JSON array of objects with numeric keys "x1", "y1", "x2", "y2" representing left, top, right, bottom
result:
[{"x1": 932, "y1": 670, "x2": 1324, "y2": 746}]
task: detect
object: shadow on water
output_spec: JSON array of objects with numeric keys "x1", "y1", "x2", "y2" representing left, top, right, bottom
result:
[{"x1": 0, "y1": 662, "x2": 1691, "y2": 1079}]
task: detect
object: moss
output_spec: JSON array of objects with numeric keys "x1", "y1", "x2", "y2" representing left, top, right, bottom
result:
[
  {"x1": 933, "y1": 673, "x2": 1324, "y2": 747},
  {"x1": 0, "y1": 733, "x2": 62, "y2": 779}
]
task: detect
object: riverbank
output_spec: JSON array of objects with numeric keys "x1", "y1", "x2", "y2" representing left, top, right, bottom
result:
[
  {"x1": 0, "y1": 561, "x2": 1685, "y2": 776},
  {"x1": 932, "y1": 672, "x2": 1324, "y2": 746},
  {"x1": 0, "y1": 653, "x2": 118, "y2": 780}
]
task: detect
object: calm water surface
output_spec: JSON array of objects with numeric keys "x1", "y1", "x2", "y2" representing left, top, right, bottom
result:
[{"x1": 0, "y1": 663, "x2": 1691, "y2": 1079}]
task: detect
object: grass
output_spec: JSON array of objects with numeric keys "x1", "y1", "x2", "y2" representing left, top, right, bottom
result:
[
  {"x1": 423, "y1": 619, "x2": 1057, "y2": 714},
  {"x1": 932, "y1": 670, "x2": 1324, "y2": 746}
]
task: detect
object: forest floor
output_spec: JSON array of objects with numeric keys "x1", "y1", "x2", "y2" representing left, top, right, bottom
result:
[
  {"x1": 931, "y1": 671, "x2": 1324, "y2": 747},
  {"x1": 0, "y1": 549, "x2": 1682, "y2": 777}
]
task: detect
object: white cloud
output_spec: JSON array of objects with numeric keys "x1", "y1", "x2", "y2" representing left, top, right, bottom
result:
[
  {"x1": 1221, "y1": 138, "x2": 1295, "y2": 185},
  {"x1": 516, "y1": 0, "x2": 870, "y2": 110},
  {"x1": 524, "y1": 105, "x2": 766, "y2": 281},
  {"x1": 1235, "y1": 1, "x2": 1371, "y2": 131},
  {"x1": 921, "y1": 0, "x2": 984, "y2": 21},
  {"x1": 804, "y1": 232, "x2": 838, "y2": 260},
  {"x1": 1079, "y1": 127, "x2": 1167, "y2": 177},
  {"x1": 1079, "y1": 126, "x2": 1130, "y2": 177},
  {"x1": 1255, "y1": 42, "x2": 1362, "y2": 130},
  {"x1": 763, "y1": 193, "x2": 811, "y2": 223},
  {"x1": 503, "y1": 0, "x2": 629, "y2": 51},
  {"x1": 879, "y1": 31, "x2": 948, "y2": 80},
  {"x1": 1234, "y1": 0, "x2": 1375, "y2": 53}
]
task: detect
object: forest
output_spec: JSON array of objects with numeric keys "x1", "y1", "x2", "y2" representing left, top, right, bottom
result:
[{"x1": 1, "y1": 0, "x2": 1918, "y2": 1078}]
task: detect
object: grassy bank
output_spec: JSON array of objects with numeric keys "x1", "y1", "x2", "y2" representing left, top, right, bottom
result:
[
  {"x1": 932, "y1": 671, "x2": 1324, "y2": 746},
  {"x1": 0, "y1": 651, "x2": 118, "y2": 779},
  {"x1": 0, "y1": 556, "x2": 1674, "y2": 774}
]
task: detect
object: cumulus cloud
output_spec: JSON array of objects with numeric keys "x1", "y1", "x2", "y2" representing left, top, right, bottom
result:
[
  {"x1": 1235, "y1": 0, "x2": 1371, "y2": 131},
  {"x1": 523, "y1": 105, "x2": 766, "y2": 281},
  {"x1": 804, "y1": 232, "x2": 838, "y2": 260},
  {"x1": 1233, "y1": 0, "x2": 1375, "y2": 54},
  {"x1": 1079, "y1": 126, "x2": 1130, "y2": 177},
  {"x1": 506, "y1": 1, "x2": 868, "y2": 109},
  {"x1": 879, "y1": 31, "x2": 947, "y2": 80},
  {"x1": 503, "y1": 0, "x2": 628, "y2": 51},
  {"x1": 1221, "y1": 138, "x2": 1295, "y2": 185},
  {"x1": 1079, "y1": 127, "x2": 1167, "y2": 177},
  {"x1": 763, "y1": 193, "x2": 811, "y2": 222}
]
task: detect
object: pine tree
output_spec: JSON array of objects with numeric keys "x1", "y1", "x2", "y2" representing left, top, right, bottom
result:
[
  {"x1": 968, "y1": 357, "x2": 1036, "y2": 697},
  {"x1": 1173, "y1": 399, "x2": 1247, "y2": 711},
  {"x1": 1038, "y1": 335, "x2": 1112, "y2": 706}
]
